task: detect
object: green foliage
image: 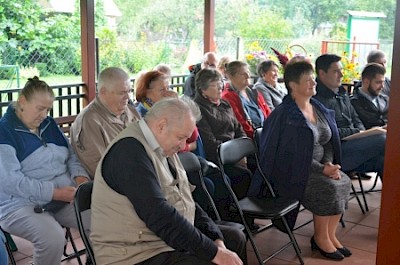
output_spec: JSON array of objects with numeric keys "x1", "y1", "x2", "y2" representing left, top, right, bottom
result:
[
  {"x1": 237, "y1": 8, "x2": 295, "y2": 39},
  {"x1": 97, "y1": 27, "x2": 124, "y2": 70},
  {"x1": 114, "y1": 0, "x2": 203, "y2": 41},
  {"x1": 330, "y1": 23, "x2": 347, "y2": 40},
  {"x1": 122, "y1": 35, "x2": 172, "y2": 73},
  {"x1": 300, "y1": 0, "x2": 349, "y2": 35},
  {"x1": 95, "y1": 0, "x2": 107, "y2": 29},
  {"x1": 35, "y1": 63, "x2": 49, "y2": 77},
  {"x1": 0, "y1": 1, "x2": 41, "y2": 43},
  {"x1": 0, "y1": 0, "x2": 82, "y2": 76}
]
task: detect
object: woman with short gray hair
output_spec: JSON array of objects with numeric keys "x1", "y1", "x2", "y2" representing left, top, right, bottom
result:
[{"x1": 253, "y1": 60, "x2": 287, "y2": 111}]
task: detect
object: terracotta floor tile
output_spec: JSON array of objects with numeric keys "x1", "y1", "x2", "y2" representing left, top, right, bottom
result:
[
  {"x1": 340, "y1": 225, "x2": 378, "y2": 253},
  {"x1": 359, "y1": 208, "x2": 381, "y2": 229},
  {"x1": 10, "y1": 182, "x2": 381, "y2": 265}
]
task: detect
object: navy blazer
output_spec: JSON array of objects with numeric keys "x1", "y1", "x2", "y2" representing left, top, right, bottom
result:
[{"x1": 248, "y1": 95, "x2": 341, "y2": 201}]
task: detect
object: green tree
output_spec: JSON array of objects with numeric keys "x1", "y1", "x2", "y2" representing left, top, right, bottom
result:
[
  {"x1": 114, "y1": 0, "x2": 202, "y2": 41},
  {"x1": 290, "y1": 0, "x2": 349, "y2": 35},
  {"x1": 113, "y1": 0, "x2": 152, "y2": 37},
  {"x1": 214, "y1": 0, "x2": 249, "y2": 37},
  {"x1": 236, "y1": 4, "x2": 294, "y2": 39},
  {"x1": 260, "y1": 0, "x2": 348, "y2": 35},
  {"x1": 95, "y1": 0, "x2": 107, "y2": 29},
  {"x1": 0, "y1": 0, "x2": 42, "y2": 62}
]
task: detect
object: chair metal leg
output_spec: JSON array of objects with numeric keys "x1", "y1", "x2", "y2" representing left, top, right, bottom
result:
[
  {"x1": 4, "y1": 231, "x2": 17, "y2": 252},
  {"x1": 351, "y1": 183, "x2": 365, "y2": 214},
  {"x1": 242, "y1": 221, "x2": 264, "y2": 265},
  {"x1": 5, "y1": 238, "x2": 17, "y2": 265},
  {"x1": 366, "y1": 173, "x2": 382, "y2": 193},
  {"x1": 62, "y1": 227, "x2": 84, "y2": 265},
  {"x1": 293, "y1": 219, "x2": 313, "y2": 231},
  {"x1": 282, "y1": 218, "x2": 304, "y2": 265},
  {"x1": 340, "y1": 214, "x2": 346, "y2": 228},
  {"x1": 1, "y1": 228, "x2": 17, "y2": 265},
  {"x1": 357, "y1": 175, "x2": 369, "y2": 212}
]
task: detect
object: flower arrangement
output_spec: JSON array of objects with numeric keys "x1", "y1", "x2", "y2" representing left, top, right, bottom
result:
[
  {"x1": 245, "y1": 51, "x2": 269, "y2": 74},
  {"x1": 244, "y1": 41, "x2": 280, "y2": 75},
  {"x1": 341, "y1": 51, "x2": 360, "y2": 84},
  {"x1": 244, "y1": 42, "x2": 313, "y2": 75}
]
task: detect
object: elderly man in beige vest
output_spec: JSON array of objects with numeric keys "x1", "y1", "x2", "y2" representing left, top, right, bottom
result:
[
  {"x1": 91, "y1": 98, "x2": 246, "y2": 265},
  {"x1": 70, "y1": 67, "x2": 141, "y2": 178}
]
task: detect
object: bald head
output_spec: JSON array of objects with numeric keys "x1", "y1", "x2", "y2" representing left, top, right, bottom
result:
[
  {"x1": 145, "y1": 97, "x2": 195, "y2": 126},
  {"x1": 202, "y1": 52, "x2": 218, "y2": 69},
  {"x1": 144, "y1": 98, "x2": 196, "y2": 156}
]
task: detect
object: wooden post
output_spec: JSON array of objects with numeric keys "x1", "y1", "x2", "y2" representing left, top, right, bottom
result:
[
  {"x1": 80, "y1": 0, "x2": 96, "y2": 105},
  {"x1": 203, "y1": 0, "x2": 215, "y2": 53},
  {"x1": 321, "y1": 40, "x2": 328, "y2": 54},
  {"x1": 376, "y1": 0, "x2": 400, "y2": 263}
]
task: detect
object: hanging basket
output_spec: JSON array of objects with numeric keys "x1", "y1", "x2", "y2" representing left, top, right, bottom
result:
[{"x1": 287, "y1": 44, "x2": 308, "y2": 57}]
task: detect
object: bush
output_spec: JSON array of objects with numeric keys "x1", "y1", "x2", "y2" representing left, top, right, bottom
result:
[
  {"x1": 0, "y1": 66, "x2": 17, "y2": 80},
  {"x1": 35, "y1": 63, "x2": 49, "y2": 77}
]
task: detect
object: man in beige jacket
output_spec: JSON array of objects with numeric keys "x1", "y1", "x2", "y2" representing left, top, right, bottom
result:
[
  {"x1": 91, "y1": 98, "x2": 246, "y2": 265},
  {"x1": 70, "y1": 67, "x2": 141, "y2": 178}
]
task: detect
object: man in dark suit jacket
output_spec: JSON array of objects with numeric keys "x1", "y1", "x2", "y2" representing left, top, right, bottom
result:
[
  {"x1": 314, "y1": 54, "x2": 385, "y2": 175},
  {"x1": 351, "y1": 63, "x2": 389, "y2": 129}
]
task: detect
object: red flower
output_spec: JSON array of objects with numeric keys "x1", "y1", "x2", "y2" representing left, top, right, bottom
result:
[{"x1": 270, "y1": 47, "x2": 289, "y2": 67}]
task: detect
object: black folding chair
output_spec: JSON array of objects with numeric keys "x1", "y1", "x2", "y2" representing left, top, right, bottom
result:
[
  {"x1": 1, "y1": 222, "x2": 84, "y2": 265},
  {"x1": 177, "y1": 152, "x2": 244, "y2": 231},
  {"x1": 350, "y1": 172, "x2": 382, "y2": 212},
  {"x1": 62, "y1": 227, "x2": 84, "y2": 265},
  {"x1": 217, "y1": 137, "x2": 304, "y2": 265},
  {"x1": 73, "y1": 181, "x2": 96, "y2": 265}
]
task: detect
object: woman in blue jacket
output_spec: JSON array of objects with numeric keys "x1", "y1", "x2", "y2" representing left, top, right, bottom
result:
[
  {"x1": 0, "y1": 77, "x2": 90, "y2": 265},
  {"x1": 248, "y1": 61, "x2": 351, "y2": 261}
]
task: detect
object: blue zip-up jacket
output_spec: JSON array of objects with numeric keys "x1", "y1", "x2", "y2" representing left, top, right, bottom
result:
[{"x1": 0, "y1": 104, "x2": 89, "y2": 220}]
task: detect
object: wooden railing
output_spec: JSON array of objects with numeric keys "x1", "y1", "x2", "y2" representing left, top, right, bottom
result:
[
  {"x1": 0, "y1": 75, "x2": 188, "y2": 133},
  {"x1": 320, "y1": 39, "x2": 380, "y2": 68},
  {"x1": 0, "y1": 83, "x2": 86, "y2": 118}
]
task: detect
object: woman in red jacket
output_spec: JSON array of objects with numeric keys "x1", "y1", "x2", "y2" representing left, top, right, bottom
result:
[{"x1": 222, "y1": 61, "x2": 271, "y2": 138}]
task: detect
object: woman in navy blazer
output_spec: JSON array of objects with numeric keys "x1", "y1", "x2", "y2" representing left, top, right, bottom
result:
[{"x1": 248, "y1": 60, "x2": 351, "y2": 261}]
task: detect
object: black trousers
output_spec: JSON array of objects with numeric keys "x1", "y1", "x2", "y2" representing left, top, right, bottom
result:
[{"x1": 136, "y1": 224, "x2": 247, "y2": 265}]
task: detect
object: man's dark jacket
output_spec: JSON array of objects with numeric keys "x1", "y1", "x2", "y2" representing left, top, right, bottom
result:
[
  {"x1": 314, "y1": 79, "x2": 365, "y2": 139},
  {"x1": 350, "y1": 87, "x2": 388, "y2": 129}
]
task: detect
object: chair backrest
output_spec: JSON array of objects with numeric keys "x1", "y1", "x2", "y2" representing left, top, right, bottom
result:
[
  {"x1": 218, "y1": 137, "x2": 276, "y2": 197},
  {"x1": 73, "y1": 181, "x2": 96, "y2": 265},
  {"x1": 253, "y1": 127, "x2": 263, "y2": 150},
  {"x1": 178, "y1": 152, "x2": 221, "y2": 221},
  {"x1": 218, "y1": 137, "x2": 257, "y2": 165}
]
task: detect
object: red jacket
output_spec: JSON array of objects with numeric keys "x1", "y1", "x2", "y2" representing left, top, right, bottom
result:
[{"x1": 222, "y1": 84, "x2": 271, "y2": 138}]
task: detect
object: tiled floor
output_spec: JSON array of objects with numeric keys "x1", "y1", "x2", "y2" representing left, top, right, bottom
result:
[{"x1": 8, "y1": 176, "x2": 381, "y2": 265}]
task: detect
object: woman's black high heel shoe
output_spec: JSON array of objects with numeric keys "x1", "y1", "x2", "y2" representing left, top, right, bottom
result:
[
  {"x1": 337, "y1": 246, "x2": 352, "y2": 257},
  {"x1": 311, "y1": 237, "x2": 344, "y2": 260}
]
